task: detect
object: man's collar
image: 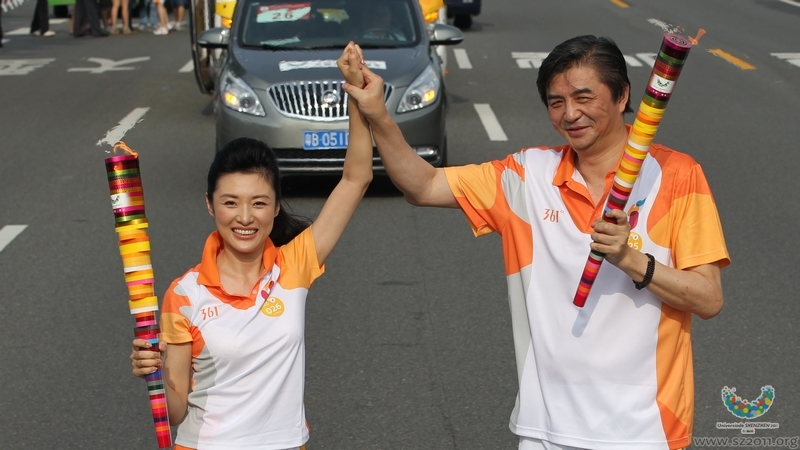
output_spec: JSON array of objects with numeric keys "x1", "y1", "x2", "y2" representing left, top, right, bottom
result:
[{"x1": 552, "y1": 124, "x2": 632, "y2": 186}]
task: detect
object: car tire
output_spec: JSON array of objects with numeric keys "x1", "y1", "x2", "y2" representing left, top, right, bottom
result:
[
  {"x1": 439, "y1": 136, "x2": 448, "y2": 167},
  {"x1": 190, "y1": 0, "x2": 216, "y2": 94},
  {"x1": 453, "y1": 14, "x2": 472, "y2": 30}
]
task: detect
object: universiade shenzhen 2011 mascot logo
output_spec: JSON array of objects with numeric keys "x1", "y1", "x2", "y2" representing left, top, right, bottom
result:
[{"x1": 721, "y1": 385, "x2": 775, "y2": 419}]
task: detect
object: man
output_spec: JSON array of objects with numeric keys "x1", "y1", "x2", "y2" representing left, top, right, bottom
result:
[
  {"x1": 342, "y1": 35, "x2": 729, "y2": 450},
  {"x1": 0, "y1": 0, "x2": 4, "y2": 47},
  {"x1": 30, "y1": 0, "x2": 55, "y2": 36},
  {"x1": 72, "y1": 0, "x2": 109, "y2": 37}
]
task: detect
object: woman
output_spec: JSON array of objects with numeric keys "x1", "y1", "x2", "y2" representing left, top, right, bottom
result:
[
  {"x1": 109, "y1": 0, "x2": 130, "y2": 34},
  {"x1": 130, "y1": 43, "x2": 371, "y2": 449}
]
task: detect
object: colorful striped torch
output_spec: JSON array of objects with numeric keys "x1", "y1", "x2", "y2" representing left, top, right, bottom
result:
[
  {"x1": 105, "y1": 142, "x2": 173, "y2": 447},
  {"x1": 573, "y1": 33, "x2": 692, "y2": 307}
]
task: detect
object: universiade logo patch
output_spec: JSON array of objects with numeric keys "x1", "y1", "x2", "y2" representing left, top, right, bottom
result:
[{"x1": 717, "y1": 385, "x2": 779, "y2": 434}]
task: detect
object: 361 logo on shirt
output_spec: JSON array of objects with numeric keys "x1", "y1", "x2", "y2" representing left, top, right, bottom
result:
[
  {"x1": 543, "y1": 208, "x2": 563, "y2": 223},
  {"x1": 200, "y1": 306, "x2": 219, "y2": 320}
]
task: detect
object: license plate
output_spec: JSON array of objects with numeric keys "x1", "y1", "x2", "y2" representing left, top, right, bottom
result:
[{"x1": 303, "y1": 130, "x2": 349, "y2": 150}]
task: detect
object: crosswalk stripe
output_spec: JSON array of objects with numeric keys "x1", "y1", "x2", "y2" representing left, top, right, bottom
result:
[
  {"x1": 771, "y1": 53, "x2": 800, "y2": 68},
  {"x1": 0, "y1": 225, "x2": 27, "y2": 253},
  {"x1": 453, "y1": 48, "x2": 472, "y2": 69},
  {"x1": 7, "y1": 27, "x2": 31, "y2": 35},
  {"x1": 179, "y1": 60, "x2": 194, "y2": 73},
  {"x1": 474, "y1": 104, "x2": 508, "y2": 141}
]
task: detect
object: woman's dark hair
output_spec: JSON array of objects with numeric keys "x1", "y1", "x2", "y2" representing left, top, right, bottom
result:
[
  {"x1": 536, "y1": 35, "x2": 633, "y2": 114},
  {"x1": 207, "y1": 137, "x2": 310, "y2": 246}
]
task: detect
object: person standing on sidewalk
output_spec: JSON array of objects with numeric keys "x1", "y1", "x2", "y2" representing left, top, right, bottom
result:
[
  {"x1": 72, "y1": 0, "x2": 109, "y2": 37},
  {"x1": 151, "y1": 0, "x2": 168, "y2": 34},
  {"x1": 109, "y1": 0, "x2": 131, "y2": 34},
  {"x1": 30, "y1": 0, "x2": 55, "y2": 36},
  {"x1": 1, "y1": 0, "x2": 5, "y2": 46}
]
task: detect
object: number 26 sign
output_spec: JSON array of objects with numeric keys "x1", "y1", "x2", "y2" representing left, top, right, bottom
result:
[{"x1": 257, "y1": 3, "x2": 312, "y2": 23}]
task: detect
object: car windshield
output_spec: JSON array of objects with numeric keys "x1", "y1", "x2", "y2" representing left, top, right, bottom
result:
[{"x1": 238, "y1": 0, "x2": 421, "y2": 49}]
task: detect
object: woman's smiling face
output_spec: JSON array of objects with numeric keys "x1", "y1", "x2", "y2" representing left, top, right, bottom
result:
[{"x1": 206, "y1": 172, "x2": 280, "y2": 260}]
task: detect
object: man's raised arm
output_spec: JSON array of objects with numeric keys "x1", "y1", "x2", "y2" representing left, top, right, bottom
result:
[{"x1": 343, "y1": 64, "x2": 457, "y2": 208}]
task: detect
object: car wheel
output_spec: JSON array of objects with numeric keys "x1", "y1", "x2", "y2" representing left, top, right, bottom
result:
[
  {"x1": 440, "y1": 136, "x2": 448, "y2": 167},
  {"x1": 190, "y1": 0, "x2": 216, "y2": 94},
  {"x1": 453, "y1": 14, "x2": 472, "y2": 30}
]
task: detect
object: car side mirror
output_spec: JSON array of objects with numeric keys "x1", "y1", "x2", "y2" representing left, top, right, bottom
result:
[
  {"x1": 198, "y1": 27, "x2": 230, "y2": 49},
  {"x1": 429, "y1": 23, "x2": 464, "y2": 46}
]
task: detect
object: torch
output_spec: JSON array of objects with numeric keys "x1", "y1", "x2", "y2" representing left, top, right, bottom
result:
[
  {"x1": 105, "y1": 142, "x2": 173, "y2": 447},
  {"x1": 573, "y1": 33, "x2": 692, "y2": 307}
]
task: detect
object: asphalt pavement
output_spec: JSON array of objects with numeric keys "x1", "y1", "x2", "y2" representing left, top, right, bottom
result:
[{"x1": 1, "y1": 0, "x2": 799, "y2": 448}]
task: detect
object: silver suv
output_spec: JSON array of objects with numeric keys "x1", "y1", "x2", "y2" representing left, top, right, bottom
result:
[{"x1": 197, "y1": 0, "x2": 463, "y2": 174}]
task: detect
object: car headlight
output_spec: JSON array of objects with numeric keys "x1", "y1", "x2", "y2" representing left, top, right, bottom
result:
[
  {"x1": 397, "y1": 65, "x2": 440, "y2": 113},
  {"x1": 220, "y1": 70, "x2": 266, "y2": 117}
]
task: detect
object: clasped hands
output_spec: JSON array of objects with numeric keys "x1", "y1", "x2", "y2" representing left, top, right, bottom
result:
[{"x1": 336, "y1": 41, "x2": 389, "y2": 120}]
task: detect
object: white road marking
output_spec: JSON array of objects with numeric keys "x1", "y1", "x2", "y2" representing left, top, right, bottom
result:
[
  {"x1": 1, "y1": 39, "x2": 9, "y2": 45},
  {"x1": 512, "y1": 52, "x2": 549, "y2": 69},
  {"x1": 0, "y1": 225, "x2": 27, "y2": 253},
  {"x1": 0, "y1": 58, "x2": 55, "y2": 76},
  {"x1": 771, "y1": 53, "x2": 800, "y2": 68},
  {"x1": 452, "y1": 48, "x2": 472, "y2": 69},
  {"x1": 0, "y1": 0, "x2": 26, "y2": 12},
  {"x1": 474, "y1": 104, "x2": 508, "y2": 141},
  {"x1": 50, "y1": 18, "x2": 69, "y2": 24},
  {"x1": 97, "y1": 107, "x2": 151, "y2": 146},
  {"x1": 778, "y1": 0, "x2": 800, "y2": 7},
  {"x1": 635, "y1": 52, "x2": 657, "y2": 67},
  {"x1": 624, "y1": 55, "x2": 642, "y2": 67},
  {"x1": 7, "y1": 27, "x2": 31, "y2": 35},
  {"x1": 68, "y1": 56, "x2": 150, "y2": 74},
  {"x1": 647, "y1": 18, "x2": 681, "y2": 34},
  {"x1": 179, "y1": 60, "x2": 194, "y2": 73},
  {"x1": 513, "y1": 52, "x2": 652, "y2": 69}
]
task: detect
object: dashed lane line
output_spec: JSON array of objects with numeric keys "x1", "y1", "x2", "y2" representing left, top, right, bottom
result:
[
  {"x1": 473, "y1": 104, "x2": 508, "y2": 141},
  {"x1": 452, "y1": 48, "x2": 472, "y2": 69},
  {"x1": 179, "y1": 60, "x2": 194, "y2": 73},
  {"x1": 97, "y1": 107, "x2": 151, "y2": 146},
  {"x1": 610, "y1": 0, "x2": 629, "y2": 8},
  {"x1": 708, "y1": 49, "x2": 756, "y2": 70},
  {"x1": 0, "y1": 225, "x2": 27, "y2": 253},
  {"x1": 778, "y1": 0, "x2": 800, "y2": 7}
]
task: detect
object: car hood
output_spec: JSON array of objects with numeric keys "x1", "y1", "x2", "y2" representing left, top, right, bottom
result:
[{"x1": 230, "y1": 46, "x2": 431, "y2": 91}]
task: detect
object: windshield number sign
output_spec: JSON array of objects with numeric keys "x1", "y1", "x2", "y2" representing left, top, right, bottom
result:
[
  {"x1": 303, "y1": 131, "x2": 349, "y2": 150},
  {"x1": 257, "y1": 3, "x2": 311, "y2": 23}
]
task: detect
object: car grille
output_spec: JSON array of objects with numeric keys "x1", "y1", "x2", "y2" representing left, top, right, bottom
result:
[{"x1": 267, "y1": 81, "x2": 394, "y2": 121}]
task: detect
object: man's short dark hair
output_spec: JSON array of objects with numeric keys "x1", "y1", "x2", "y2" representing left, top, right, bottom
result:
[{"x1": 536, "y1": 35, "x2": 633, "y2": 114}]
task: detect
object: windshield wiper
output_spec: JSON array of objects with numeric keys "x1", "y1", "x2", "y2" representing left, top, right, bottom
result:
[
  {"x1": 355, "y1": 43, "x2": 400, "y2": 49},
  {"x1": 260, "y1": 44, "x2": 291, "y2": 50},
  {"x1": 305, "y1": 44, "x2": 348, "y2": 50}
]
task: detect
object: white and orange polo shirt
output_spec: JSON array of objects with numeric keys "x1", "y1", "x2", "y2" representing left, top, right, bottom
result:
[
  {"x1": 160, "y1": 227, "x2": 323, "y2": 450},
  {"x1": 444, "y1": 143, "x2": 729, "y2": 450}
]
